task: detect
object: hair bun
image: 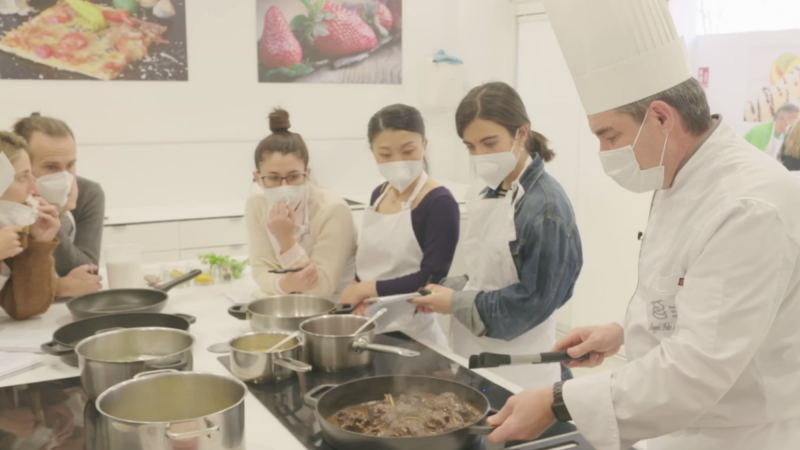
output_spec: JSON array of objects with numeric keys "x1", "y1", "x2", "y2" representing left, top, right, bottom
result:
[
  {"x1": 269, "y1": 108, "x2": 291, "y2": 133},
  {"x1": 30, "y1": 112, "x2": 41, "y2": 118}
]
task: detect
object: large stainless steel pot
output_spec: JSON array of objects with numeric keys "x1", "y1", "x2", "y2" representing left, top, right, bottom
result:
[
  {"x1": 75, "y1": 327, "x2": 194, "y2": 400},
  {"x1": 228, "y1": 295, "x2": 354, "y2": 332},
  {"x1": 300, "y1": 315, "x2": 419, "y2": 372},
  {"x1": 96, "y1": 371, "x2": 246, "y2": 450},
  {"x1": 41, "y1": 312, "x2": 196, "y2": 367},
  {"x1": 305, "y1": 375, "x2": 493, "y2": 450},
  {"x1": 209, "y1": 331, "x2": 312, "y2": 384}
]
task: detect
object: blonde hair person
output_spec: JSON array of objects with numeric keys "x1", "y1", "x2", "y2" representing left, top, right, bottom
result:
[
  {"x1": 781, "y1": 125, "x2": 800, "y2": 171},
  {"x1": 0, "y1": 132, "x2": 61, "y2": 320}
]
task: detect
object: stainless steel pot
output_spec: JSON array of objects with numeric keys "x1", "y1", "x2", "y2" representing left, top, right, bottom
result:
[
  {"x1": 305, "y1": 375, "x2": 493, "y2": 450},
  {"x1": 75, "y1": 327, "x2": 194, "y2": 400},
  {"x1": 208, "y1": 331, "x2": 312, "y2": 384},
  {"x1": 227, "y1": 295, "x2": 354, "y2": 333},
  {"x1": 300, "y1": 315, "x2": 419, "y2": 373},
  {"x1": 96, "y1": 371, "x2": 246, "y2": 450}
]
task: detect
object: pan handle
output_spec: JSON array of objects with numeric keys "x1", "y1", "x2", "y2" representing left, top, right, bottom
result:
[
  {"x1": 274, "y1": 357, "x2": 313, "y2": 373},
  {"x1": 468, "y1": 408, "x2": 499, "y2": 436},
  {"x1": 304, "y1": 384, "x2": 336, "y2": 408},
  {"x1": 333, "y1": 303, "x2": 355, "y2": 315},
  {"x1": 40, "y1": 341, "x2": 74, "y2": 357},
  {"x1": 173, "y1": 313, "x2": 197, "y2": 325},
  {"x1": 155, "y1": 269, "x2": 202, "y2": 293},
  {"x1": 351, "y1": 338, "x2": 419, "y2": 357},
  {"x1": 227, "y1": 304, "x2": 248, "y2": 320}
]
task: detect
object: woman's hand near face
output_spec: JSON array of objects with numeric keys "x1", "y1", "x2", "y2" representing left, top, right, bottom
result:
[
  {"x1": 29, "y1": 199, "x2": 61, "y2": 243},
  {"x1": 267, "y1": 202, "x2": 296, "y2": 253},
  {"x1": 0, "y1": 226, "x2": 23, "y2": 259}
]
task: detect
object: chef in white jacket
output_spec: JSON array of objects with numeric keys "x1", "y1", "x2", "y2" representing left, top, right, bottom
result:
[{"x1": 486, "y1": 1, "x2": 800, "y2": 449}]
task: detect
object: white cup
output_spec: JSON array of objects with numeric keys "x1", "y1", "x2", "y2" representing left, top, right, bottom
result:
[{"x1": 105, "y1": 244, "x2": 143, "y2": 290}]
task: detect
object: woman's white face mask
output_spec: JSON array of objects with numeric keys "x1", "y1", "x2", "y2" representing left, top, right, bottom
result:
[
  {"x1": 599, "y1": 110, "x2": 669, "y2": 194},
  {"x1": 471, "y1": 129, "x2": 522, "y2": 188},
  {"x1": 0, "y1": 195, "x2": 39, "y2": 228},
  {"x1": 378, "y1": 160, "x2": 424, "y2": 193},
  {"x1": 36, "y1": 171, "x2": 74, "y2": 207},
  {"x1": 262, "y1": 184, "x2": 307, "y2": 209}
]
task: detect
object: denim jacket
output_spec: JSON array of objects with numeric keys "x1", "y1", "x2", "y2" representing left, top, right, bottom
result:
[{"x1": 447, "y1": 154, "x2": 583, "y2": 341}]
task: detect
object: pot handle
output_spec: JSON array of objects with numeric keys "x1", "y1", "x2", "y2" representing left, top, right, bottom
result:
[
  {"x1": 174, "y1": 313, "x2": 197, "y2": 325},
  {"x1": 351, "y1": 338, "x2": 420, "y2": 357},
  {"x1": 156, "y1": 269, "x2": 202, "y2": 293},
  {"x1": 303, "y1": 384, "x2": 335, "y2": 408},
  {"x1": 468, "y1": 408, "x2": 499, "y2": 436},
  {"x1": 333, "y1": 303, "x2": 355, "y2": 315},
  {"x1": 40, "y1": 340, "x2": 74, "y2": 357},
  {"x1": 133, "y1": 369, "x2": 179, "y2": 379},
  {"x1": 274, "y1": 357, "x2": 312, "y2": 373},
  {"x1": 227, "y1": 304, "x2": 248, "y2": 320},
  {"x1": 166, "y1": 418, "x2": 220, "y2": 441}
]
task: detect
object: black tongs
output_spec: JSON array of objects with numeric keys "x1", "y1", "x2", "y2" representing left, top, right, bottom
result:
[{"x1": 469, "y1": 351, "x2": 589, "y2": 369}]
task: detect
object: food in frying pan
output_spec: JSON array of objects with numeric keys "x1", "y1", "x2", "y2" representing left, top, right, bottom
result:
[{"x1": 328, "y1": 392, "x2": 482, "y2": 437}]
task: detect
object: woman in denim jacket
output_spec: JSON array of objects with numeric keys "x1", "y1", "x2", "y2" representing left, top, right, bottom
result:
[{"x1": 414, "y1": 82, "x2": 583, "y2": 389}]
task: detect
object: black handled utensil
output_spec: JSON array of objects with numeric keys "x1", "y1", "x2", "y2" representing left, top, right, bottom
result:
[
  {"x1": 468, "y1": 351, "x2": 589, "y2": 369},
  {"x1": 269, "y1": 268, "x2": 303, "y2": 274}
]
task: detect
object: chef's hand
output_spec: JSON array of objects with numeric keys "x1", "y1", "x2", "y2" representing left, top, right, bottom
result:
[
  {"x1": 29, "y1": 199, "x2": 61, "y2": 243},
  {"x1": 279, "y1": 261, "x2": 318, "y2": 293},
  {"x1": 552, "y1": 323, "x2": 624, "y2": 368},
  {"x1": 340, "y1": 280, "x2": 377, "y2": 310},
  {"x1": 267, "y1": 202, "x2": 296, "y2": 253},
  {"x1": 487, "y1": 387, "x2": 555, "y2": 443},
  {"x1": 0, "y1": 408, "x2": 36, "y2": 438},
  {"x1": 0, "y1": 225, "x2": 24, "y2": 260},
  {"x1": 56, "y1": 265, "x2": 102, "y2": 297},
  {"x1": 410, "y1": 284, "x2": 453, "y2": 314}
]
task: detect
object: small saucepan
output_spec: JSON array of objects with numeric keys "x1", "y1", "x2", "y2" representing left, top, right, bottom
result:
[
  {"x1": 300, "y1": 315, "x2": 420, "y2": 373},
  {"x1": 227, "y1": 295, "x2": 354, "y2": 333},
  {"x1": 66, "y1": 269, "x2": 201, "y2": 320},
  {"x1": 208, "y1": 331, "x2": 312, "y2": 384}
]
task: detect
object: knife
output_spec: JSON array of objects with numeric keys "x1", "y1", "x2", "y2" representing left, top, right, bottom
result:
[
  {"x1": 468, "y1": 351, "x2": 589, "y2": 369},
  {"x1": 269, "y1": 268, "x2": 303, "y2": 274}
]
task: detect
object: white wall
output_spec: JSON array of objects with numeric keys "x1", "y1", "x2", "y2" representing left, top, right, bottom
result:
[{"x1": 0, "y1": 0, "x2": 518, "y2": 212}]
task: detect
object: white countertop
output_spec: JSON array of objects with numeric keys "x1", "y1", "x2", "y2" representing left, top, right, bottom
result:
[
  {"x1": 104, "y1": 180, "x2": 473, "y2": 226},
  {"x1": 0, "y1": 267, "x2": 523, "y2": 450}
]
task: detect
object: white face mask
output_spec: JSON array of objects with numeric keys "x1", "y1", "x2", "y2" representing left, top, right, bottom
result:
[
  {"x1": 262, "y1": 184, "x2": 307, "y2": 209},
  {"x1": 471, "y1": 129, "x2": 522, "y2": 189},
  {"x1": 0, "y1": 196, "x2": 38, "y2": 228},
  {"x1": 599, "y1": 111, "x2": 669, "y2": 194},
  {"x1": 36, "y1": 171, "x2": 74, "y2": 207},
  {"x1": 378, "y1": 160, "x2": 424, "y2": 193}
]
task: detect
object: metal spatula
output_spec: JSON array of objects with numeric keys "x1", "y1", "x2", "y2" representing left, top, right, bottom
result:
[{"x1": 469, "y1": 351, "x2": 589, "y2": 369}]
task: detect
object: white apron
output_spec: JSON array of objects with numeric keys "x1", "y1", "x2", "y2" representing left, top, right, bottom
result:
[
  {"x1": 355, "y1": 173, "x2": 448, "y2": 348},
  {"x1": 764, "y1": 122, "x2": 785, "y2": 160},
  {"x1": 451, "y1": 182, "x2": 558, "y2": 390},
  {"x1": 267, "y1": 195, "x2": 355, "y2": 301}
]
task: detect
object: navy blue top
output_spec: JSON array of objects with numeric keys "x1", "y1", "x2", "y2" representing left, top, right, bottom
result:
[{"x1": 359, "y1": 185, "x2": 460, "y2": 297}]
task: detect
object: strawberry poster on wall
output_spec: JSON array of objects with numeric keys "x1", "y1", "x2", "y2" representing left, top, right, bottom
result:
[{"x1": 256, "y1": 0, "x2": 402, "y2": 84}]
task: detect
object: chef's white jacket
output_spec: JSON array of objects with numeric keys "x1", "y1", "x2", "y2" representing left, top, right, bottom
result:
[{"x1": 564, "y1": 118, "x2": 800, "y2": 450}]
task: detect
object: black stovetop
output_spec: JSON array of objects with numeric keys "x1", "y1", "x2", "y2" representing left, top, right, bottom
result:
[{"x1": 218, "y1": 332, "x2": 595, "y2": 450}]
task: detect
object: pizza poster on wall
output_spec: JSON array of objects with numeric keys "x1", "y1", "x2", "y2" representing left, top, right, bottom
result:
[
  {"x1": 743, "y1": 49, "x2": 800, "y2": 123},
  {"x1": 0, "y1": 0, "x2": 188, "y2": 81},
  {"x1": 256, "y1": 0, "x2": 402, "y2": 84}
]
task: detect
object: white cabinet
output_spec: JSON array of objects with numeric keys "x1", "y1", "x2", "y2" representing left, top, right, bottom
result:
[
  {"x1": 179, "y1": 218, "x2": 247, "y2": 249},
  {"x1": 103, "y1": 222, "x2": 180, "y2": 253}
]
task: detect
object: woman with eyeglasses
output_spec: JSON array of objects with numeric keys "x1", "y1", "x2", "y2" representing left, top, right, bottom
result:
[{"x1": 245, "y1": 109, "x2": 357, "y2": 300}]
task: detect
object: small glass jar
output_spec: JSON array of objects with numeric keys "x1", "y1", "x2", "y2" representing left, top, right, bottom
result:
[{"x1": 217, "y1": 264, "x2": 234, "y2": 284}]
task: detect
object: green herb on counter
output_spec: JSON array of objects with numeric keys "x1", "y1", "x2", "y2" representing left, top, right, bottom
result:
[{"x1": 198, "y1": 253, "x2": 250, "y2": 280}]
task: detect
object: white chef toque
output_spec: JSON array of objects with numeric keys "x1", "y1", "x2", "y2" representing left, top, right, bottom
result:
[{"x1": 543, "y1": 0, "x2": 692, "y2": 115}]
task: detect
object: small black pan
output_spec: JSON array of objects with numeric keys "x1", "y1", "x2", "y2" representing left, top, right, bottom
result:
[{"x1": 66, "y1": 269, "x2": 201, "y2": 320}]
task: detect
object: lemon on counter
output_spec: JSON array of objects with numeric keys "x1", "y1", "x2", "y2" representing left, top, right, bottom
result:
[{"x1": 194, "y1": 274, "x2": 214, "y2": 285}]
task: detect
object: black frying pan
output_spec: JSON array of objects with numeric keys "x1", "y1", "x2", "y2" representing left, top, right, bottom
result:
[
  {"x1": 41, "y1": 312, "x2": 196, "y2": 367},
  {"x1": 65, "y1": 269, "x2": 201, "y2": 320}
]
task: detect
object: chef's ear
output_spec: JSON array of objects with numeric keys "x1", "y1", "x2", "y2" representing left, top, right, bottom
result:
[
  {"x1": 422, "y1": 138, "x2": 429, "y2": 153},
  {"x1": 650, "y1": 100, "x2": 676, "y2": 135},
  {"x1": 253, "y1": 171, "x2": 262, "y2": 187}
]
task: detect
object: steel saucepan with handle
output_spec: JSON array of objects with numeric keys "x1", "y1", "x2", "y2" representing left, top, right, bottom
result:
[
  {"x1": 40, "y1": 312, "x2": 196, "y2": 367},
  {"x1": 304, "y1": 375, "x2": 494, "y2": 450},
  {"x1": 66, "y1": 269, "x2": 201, "y2": 320},
  {"x1": 75, "y1": 327, "x2": 194, "y2": 400},
  {"x1": 208, "y1": 331, "x2": 312, "y2": 384},
  {"x1": 227, "y1": 295, "x2": 354, "y2": 333},
  {"x1": 300, "y1": 315, "x2": 420, "y2": 373},
  {"x1": 95, "y1": 371, "x2": 247, "y2": 450}
]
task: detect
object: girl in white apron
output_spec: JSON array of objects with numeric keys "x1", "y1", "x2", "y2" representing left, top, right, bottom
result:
[
  {"x1": 412, "y1": 83, "x2": 583, "y2": 390},
  {"x1": 246, "y1": 108, "x2": 357, "y2": 300},
  {"x1": 341, "y1": 104, "x2": 460, "y2": 348}
]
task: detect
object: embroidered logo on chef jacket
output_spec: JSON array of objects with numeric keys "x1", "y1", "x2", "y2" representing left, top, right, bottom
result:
[{"x1": 647, "y1": 276, "x2": 680, "y2": 334}]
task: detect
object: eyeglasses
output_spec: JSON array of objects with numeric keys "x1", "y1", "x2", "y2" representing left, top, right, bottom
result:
[{"x1": 260, "y1": 173, "x2": 307, "y2": 188}]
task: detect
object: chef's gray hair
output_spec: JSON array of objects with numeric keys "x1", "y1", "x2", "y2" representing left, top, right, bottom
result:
[{"x1": 615, "y1": 78, "x2": 713, "y2": 137}]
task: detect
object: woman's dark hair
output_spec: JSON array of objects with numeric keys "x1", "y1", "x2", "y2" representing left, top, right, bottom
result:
[
  {"x1": 254, "y1": 108, "x2": 309, "y2": 169},
  {"x1": 367, "y1": 104, "x2": 426, "y2": 145},
  {"x1": 455, "y1": 82, "x2": 555, "y2": 162}
]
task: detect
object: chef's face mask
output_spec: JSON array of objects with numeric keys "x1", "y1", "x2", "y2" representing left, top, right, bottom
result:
[
  {"x1": 36, "y1": 171, "x2": 74, "y2": 207},
  {"x1": 471, "y1": 128, "x2": 522, "y2": 189},
  {"x1": 599, "y1": 111, "x2": 669, "y2": 194},
  {"x1": 379, "y1": 160, "x2": 424, "y2": 193},
  {"x1": 263, "y1": 184, "x2": 307, "y2": 210}
]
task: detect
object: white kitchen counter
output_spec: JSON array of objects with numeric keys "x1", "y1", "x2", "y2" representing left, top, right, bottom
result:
[{"x1": 0, "y1": 269, "x2": 523, "y2": 450}]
